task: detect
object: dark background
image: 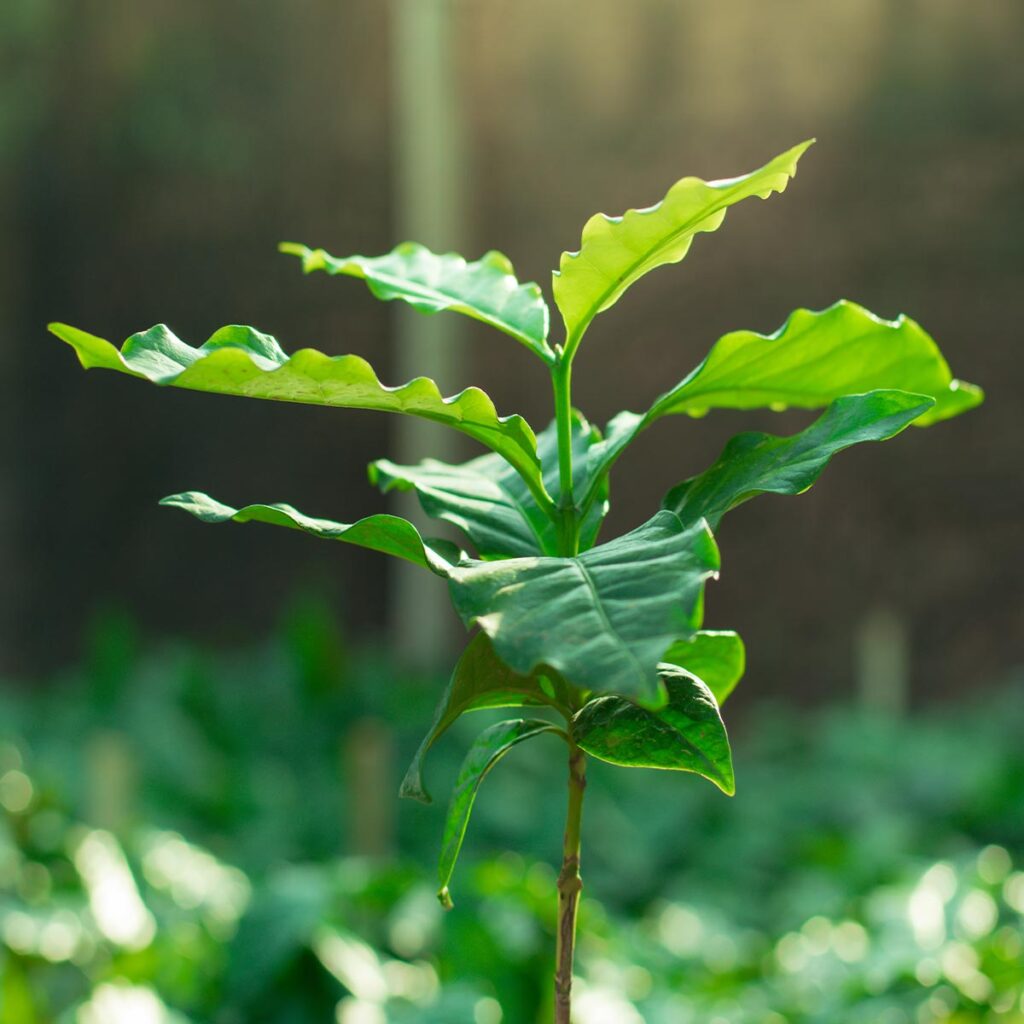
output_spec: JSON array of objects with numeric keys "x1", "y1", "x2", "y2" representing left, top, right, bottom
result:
[{"x1": 2, "y1": 0, "x2": 1021, "y2": 703}]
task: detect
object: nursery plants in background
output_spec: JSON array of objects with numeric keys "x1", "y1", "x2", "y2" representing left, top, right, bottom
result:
[{"x1": 50, "y1": 139, "x2": 982, "y2": 1021}]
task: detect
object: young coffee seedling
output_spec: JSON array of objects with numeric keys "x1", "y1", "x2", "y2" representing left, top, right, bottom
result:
[{"x1": 51, "y1": 141, "x2": 981, "y2": 1022}]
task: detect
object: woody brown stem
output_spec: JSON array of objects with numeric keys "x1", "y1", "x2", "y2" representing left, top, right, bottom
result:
[{"x1": 555, "y1": 742, "x2": 586, "y2": 1023}]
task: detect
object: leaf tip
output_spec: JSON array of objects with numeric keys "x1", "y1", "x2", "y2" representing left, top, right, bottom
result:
[
  {"x1": 437, "y1": 887, "x2": 454, "y2": 911},
  {"x1": 398, "y1": 776, "x2": 432, "y2": 805}
]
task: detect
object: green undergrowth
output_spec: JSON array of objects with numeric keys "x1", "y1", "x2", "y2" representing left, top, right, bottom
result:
[{"x1": 0, "y1": 615, "x2": 1021, "y2": 1022}]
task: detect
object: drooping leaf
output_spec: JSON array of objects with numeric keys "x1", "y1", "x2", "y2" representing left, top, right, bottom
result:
[
  {"x1": 160, "y1": 491, "x2": 460, "y2": 575},
  {"x1": 552, "y1": 140, "x2": 813, "y2": 352},
  {"x1": 663, "y1": 390, "x2": 935, "y2": 529},
  {"x1": 48, "y1": 322, "x2": 549, "y2": 508},
  {"x1": 438, "y1": 718, "x2": 565, "y2": 908},
  {"x1": 579, "y1": 301, "x2": 984, "y2": 509},
  {"x1": 662, "y1": 631, "x2": 745, "y2": 705},
  {"x1": 370, "y1": 412, "x2": 609, "y2": 559},
  {"x1": 280, "y1": 241, "x2": 554, "y2": 363},
  {"x1": 447, "y1": 511, "x2": 720, "y2": 703},
  {"x1": 402, "y1": 633, "x2": 576, "y2": 804},
  {"x1": 573, "y1": 667, "x2": 734, "y2": 794}
]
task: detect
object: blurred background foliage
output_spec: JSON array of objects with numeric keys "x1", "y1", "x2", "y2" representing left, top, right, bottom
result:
[
  {"x1": 1, "y1": 1, "x2": 1022, "y2": 1021},
  {"x1": 1, "y1": 613, "x2": 1022, "y2": 1021}
]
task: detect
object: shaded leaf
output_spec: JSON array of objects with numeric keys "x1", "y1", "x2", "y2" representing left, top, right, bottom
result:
[
  {"x1": 574, "y1": 667, "x2": 734, "y2": 794},
  {"x1": 49, "y1": 321, "x2": 548, "y2": 507},
  {"x1": 580, "y1": 301, "x2": 983, "y2": 509},
  {"x1": 663, "y1": 390, "x2": 935, "y2": 529},
  {"x1": 438, "y1": 719, "x2": 564, "y2": 908},
  {"x1": 281, "y1": 241, "x2": 554, "y2": 363},
  {"x1": 401, "y1": 633, "x2": 575, "y2": 804},
  {"x1": 553, "y1": 141, "x2": 812, "y2": 351},
  {"x1": 370, "y1": 412, "x2": 608, "y2": 559},
  {"x1": 662, "y1": 631, "x2": 745, "y2": 705},
  {"x1": 160, "y1": 491, "x2": 459, "y2": 575},
  {"x1": 447, "y1": 511, "x2": 720, "y2": 703}
]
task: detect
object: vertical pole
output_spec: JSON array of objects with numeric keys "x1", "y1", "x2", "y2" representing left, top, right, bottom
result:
[
  {"x1": 390, "y1": 0, "x2": 466, "y2": 667},
  {"x1": 0, "y1": 172, "x2": 16, "y2": 670},
  {"x1": 855, "y1": 605, "x2": 909, "y2": 714},
  {"x1": 343, "y1": 718, "x2": 396, "y2": 858}
]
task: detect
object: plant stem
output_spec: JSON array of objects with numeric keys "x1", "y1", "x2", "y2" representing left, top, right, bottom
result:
[
  {"x1": 551, "y1": 360, "x2": 579, "y2": 556},
  {"x1": 555, "y1": 742, "x2": 586, "y2": 1023}
]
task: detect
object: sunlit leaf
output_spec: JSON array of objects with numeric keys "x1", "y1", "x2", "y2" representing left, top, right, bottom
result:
[
  {"x1": 662, "y1": 631, "x2": 745, "y2": 705},
  {"x1": 48, "y1": 321, "x2": 548, "y2": 507},
  {"x1": 281, "y1": 241, "x2": 554, "y2": 363},
  {"x1": 573, "y1": 667, "x2": 734, "y2": 794},
  {"x1": 580, "y1": 301, "x2": 983, "y2": 509},
  {"x1": 663, "y1": 390, "x2": 935, "y2": 529},
  {"x1": 160, "y1": 491, "x2": 460, "y2": 575},
  {"x1": 447, "y1": 511, "x2": 719, "y2": 703},
  {"x1": 371, "y1": 412, "x2": 608, "y2": 559},
  {"x1": 438, "y1": 718, "x2": 564, "y2": 908},
  {"x1": 402, "y1": 633, "x2": 576, "y2": 804},
  {"x1": 553, "y1": 141, "x2": 813, "y2": 352}
]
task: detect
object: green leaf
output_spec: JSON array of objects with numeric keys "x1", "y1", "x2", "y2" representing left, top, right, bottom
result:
[
  {"x1": 662, "y1": 631, "x2": 745, "y2": 705},
  {"x1": 281, "y1": 241, "x2": 555, "y2": 363},
  {"x1": 574, "y1": 667, "x2": 734, "y2": 794},
  {"x1": 48, "y1": 321, "x2": 549, "y2": 511},
  {"x1": 553, "y1": 140, "x2": 813, "y2": 354},
  {"x1": 663, "y1": 390, "x2": 935, "y2": 529},
  {"x1": 438, "y1": 718, "x2": 564, "y2": 908},
  {"x1": 401, "y1": 633, "x2": 576, "y2": 804},
  {"x1": 160, "y1": 491, "x2": 459, "y2": 576},
  {"x1": 579, "y1": 301, "x2": 984, "y2": 509},
  {"x1": 652, "y1": 301, "x2": 982, "y2": 424},
  {"x1": 447, "y1": 511, "x2": 720, "y2": 703},
  {"x1": 370, "y1": 412, "x2": 609, "y2": 559}
]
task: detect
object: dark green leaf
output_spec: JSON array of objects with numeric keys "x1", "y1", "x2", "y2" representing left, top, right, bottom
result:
[
  {"x1": 447, "y1": 511, "x2": 720, "y2": 703},
  {"x1": 160, "y1": 491, "x2": 459, "y2": 575},
  {"x1": 663, "y1": 390, "x2": 935, "y2": 529},
  {"x1": 553, "y1": 141, "x2": 812, "y2": 354},
  {"x1": 574, "y1": 667, "x2": 734, "y2": 794},
  {"x1": 48, "y1": 321, "x2": 549, "y2": 509},
  {"x1": 281, "y1": 241, "x2": 554, "y2": 363},
  {"x1": 438, "y1": 719, "x2": 564, "y2": 908},
  {"x1": 662, "y1": 631, "x2": 745, "y2": 705},
  {"x1": 580, "y1": 301, "x2": 983, "y2": 509},
  {"x1": 401, "y1": 633, "x2": 575, "y2": 804},
  {"x1": 370, "y1": 412, "x2": 608, "y2": 559}
]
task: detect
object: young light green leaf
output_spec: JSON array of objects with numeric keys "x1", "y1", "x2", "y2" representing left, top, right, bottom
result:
[
  {"x1": 48, "y1": 322, "x2": 550, "y2": 511},
  {"x1": 573, "y1": 667, "x2": 734, "y2": 794},
  {"x1": 447, "y1": 511, "x2": 720, "y2": 703},
  {"x1": 579, "y1": 301, "x2": 983, "y2": 510},
  {"x1": 281, "y1": 241, "x2": 554, "y2": 363},
  {"x1": 553, "y1": 140, "x2": 813, "y2": 355},
  {"x1": 663, "y1": 390, "x2": 935, "y2": 529},
  {"x1": 160, "y1": 491, "x2": 460, "y2": 576},
  {"x1": 662, "y1": 631, "x2": 745, "y2": 705},
  {"x1": 370, "y1": 412, "x2": 609, "y2": 559},
  {"x1": 652, "y1": 301, "x2": 982, "y2": 424},
  {"x1": 402, "y1": 633, "x2": 576, "y2": 804},
  {"x1": 438, "y1": 718, "x2": 565, "y2": 908}
]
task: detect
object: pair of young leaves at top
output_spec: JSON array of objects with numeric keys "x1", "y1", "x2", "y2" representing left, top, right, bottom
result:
[{"x1": 50, "y1": 141, "x2": 982, "y2": 902}]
